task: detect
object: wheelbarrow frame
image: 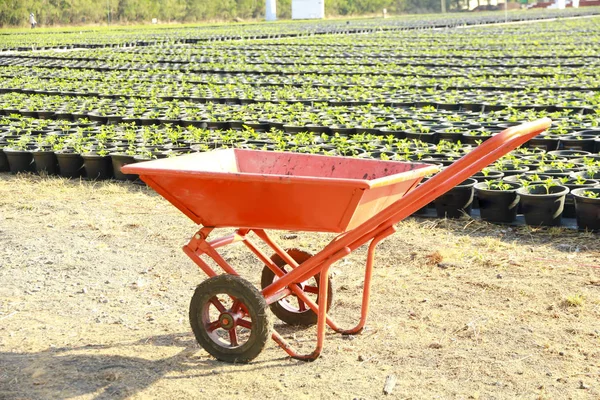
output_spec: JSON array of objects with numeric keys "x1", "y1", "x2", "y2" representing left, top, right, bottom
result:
[{"x1": 127, "y1": 118, "x2": 552, "y2": 361}]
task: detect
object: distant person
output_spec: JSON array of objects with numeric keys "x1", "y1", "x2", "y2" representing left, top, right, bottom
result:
[{"x1": 30, "y1": 13, "x2": 37, "y2": 28}]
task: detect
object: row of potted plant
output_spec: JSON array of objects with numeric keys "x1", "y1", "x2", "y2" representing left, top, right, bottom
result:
[
  {"x1": 0, "y1": 91, "x2": 598, "y2": 142},
  {"x1": 1, "y1": 116, "x2": 597, "y2": 177},
  {"x1": 3, "y1": 7, "x2": 597, "y2": 51},
  {"x1": 2, "y1": 70, "x2": 600, "y2": 101},
  {"x1": 2, "y1": 125, "x2": 598, "y2": 229},
  {"x1": 5, "y1": 55, "x2": 599, "y2": 93},
  {"x1": 12, "y1": 46, "x2": 600, "y2": 71},
  {"x1": 2, "y1": 71, "x2": 599, "y2": 110},
  {"x1": 1, "y1": 63, "x2": 598, "y2": 93},
  {"x1": 421, "y1": 174, "x2": 600, "y2": 231},
  {"x1": 10, "y1": 14, "x2": 600, "y2": 59},
  {"x1": 1, "y1": 107, "x2": 598, "y2": 152}
]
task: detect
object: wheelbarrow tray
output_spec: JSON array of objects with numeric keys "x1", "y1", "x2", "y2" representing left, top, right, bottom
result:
[{"x1": 122, "y1": 149, "x2": 439, "y2": 232}]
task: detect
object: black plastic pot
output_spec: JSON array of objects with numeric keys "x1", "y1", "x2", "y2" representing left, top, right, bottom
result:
[
  {"x1": 268, "y1": 121, "x2": 285, "y2": 131},
  {"x1": 571, "y1": 168, "x2": 600, "y2": 180},
  {"x1": 461, "y1": 134, "x2": 492, "y2": 146},
  {"x1": 471, "y1": 170, "x2": 505, "y2": 183},
  {"x1": 37, "y1": 111, "x2": 55, "y2": 119},
  {"x1": 305, "y1": 125, "x2": 329, "y2": 134},
  {"x1": 53, "y1": 112, "x2": 73, "y2": 121},
  {"x1": 475, "y1": 181, "x2": 521, "y2": 223},
  {"x1": 413, "y1": 177, "x2": 434, "y2": 215},
  {"x1": 434, "y1": 178, "x2": 476, "y2": 219},
  {"x1": 371, "y1": 150, "x2": 397, "y2": 160},
  {"x1": 421, "y1": 153, "x2": 460, "y2": 167},
  {"x1": 547, "y1": 150, "x2": 591, "y2": 159},
  {"x1": 56, "y1": 152, "x2": 85, "y2": 178},
  {"x1": 32, "y1": 151, "x2": 58, "y2": 175},
  {"x1": 573, "y1": 155, "x2": 600, "y2": 163},
  {"x1": 87, "y1": 113, "x2": 108, "y2": 124},
  {"x1": 517, "y1": 185, "x2": 569, "y2": 227},
  {"x1": 244, "y1": 122, "x2": 270, "y2": 132},
  {"x1": 531, "y1": 168, "x2": 583, "y2": 179},
  {"x1": 578, "y1": 129, "x2": 600, "y2": 138},
  {"x1": 504, "y1": 174, "x2": 553, "y2": 184},
  {"x1": 492, "y1": 164, "x2": 529, "y2": 177},
  {"x1": 504, "y1": 174, "x2": 555, "y2": 213},
  {"x1": 3, "y1": 148, "x2": 34, "y2": 174},
  {"x1": 470, "y1": 169, "x2": 506, "y2": 210},
  {"x1": 0, "y1": 148, "x2": 9, "y2": 172},
  {"x1": 83, "y1": 153, "x2": 113, "y2": 180},
  {"x1": 571, "y1": 187, "x2": 600, "y2": 231},
  {"x1": 283, "y1": 125, "x2": 308, "y2": 134},
  {"x1": 336, "y1": 147, "x2": 366, "y2": 157},
  {"x1": 527, "y1": 135, "x2": 559, "y2": 152},
  {"x1": 558, "y1": 136, "x2": 596, "y2": 152},
  {"x1": 106, "y1": 115, "x2": 124, "y2": 124},
  {"x1": 405, "y1": 130, "x2": 438, "y2": 144},
  {"x1": 563, "y1": 179, "x2": 599, "y2": 218},
  {"x1": 437, "y1": 130, "x2": 464, "y2": 143},
  {"x1": 110, "y1": 153, "x2": 138, "y2": 181},
  {"x1": 133, "y1": 155, "x2": 152, "y2": 162},
  {"x1": 329, "y1": 126, "x2": 355, "y2": 136}
]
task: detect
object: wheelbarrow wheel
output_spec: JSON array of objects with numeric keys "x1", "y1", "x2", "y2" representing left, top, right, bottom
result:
[
  {"x1": 261, "y1": 249, "x2": 333, "y2": 326},
  {"x1": 189, "y1": 274, "x2": 272, "y2": 363}
]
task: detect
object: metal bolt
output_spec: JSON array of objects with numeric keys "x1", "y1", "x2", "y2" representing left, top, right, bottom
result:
[{"x1": 194, "y1": 234, "x2": 201, "y2": 240}]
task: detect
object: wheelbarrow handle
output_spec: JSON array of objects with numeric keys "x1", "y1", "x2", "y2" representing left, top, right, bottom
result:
[
  {"x1": 262, "y1": 118, "x2": 552, "y2": 296},
  {"x1": 335, "y1": 117, "x2": 552, "y2": 240},
  {"x1": 385, "y1": 117, "x2": 552, "y2": 223}
]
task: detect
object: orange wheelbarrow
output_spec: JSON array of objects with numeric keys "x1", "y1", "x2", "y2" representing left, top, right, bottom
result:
[{"x1": 122, "y1": 118, "x2": 551, "y2": 363}]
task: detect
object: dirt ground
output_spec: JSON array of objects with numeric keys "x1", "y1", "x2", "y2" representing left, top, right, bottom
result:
[{"x1": 0, "y1": 173, "x2": 599, "y2": 400}]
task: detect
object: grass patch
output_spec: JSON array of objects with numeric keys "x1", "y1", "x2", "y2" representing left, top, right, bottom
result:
[{"x1": 563, "y1": 294, "x2": 585, "y2": 308}]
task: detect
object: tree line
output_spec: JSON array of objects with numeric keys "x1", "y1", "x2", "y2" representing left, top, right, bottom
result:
[{"x1": 0, "y1": 0, "x2": 471, "y2": 27}]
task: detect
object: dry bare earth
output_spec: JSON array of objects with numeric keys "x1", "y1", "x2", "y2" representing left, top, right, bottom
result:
[{"x1": 0, "y1": 173, "x2": 599, "y2": 400}]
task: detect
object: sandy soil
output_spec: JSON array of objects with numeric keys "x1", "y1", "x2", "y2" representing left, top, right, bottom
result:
[{"x1": 0, "y1": 173, "x2": 599, "y2": 399}]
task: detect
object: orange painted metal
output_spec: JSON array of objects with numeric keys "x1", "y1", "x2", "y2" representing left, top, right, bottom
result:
[
  {"x1": 122, "y1": 149, "x2": 439, "y2": 233},
  {"x1": 260, "y1": 118, "x2": 552, "y2": 301},
  {"x1": 334, "y1": 225, "x2": 396, "y2": 335},
  {"x1": 127, "y1": 118, "x2": 552, "y2": 361}
]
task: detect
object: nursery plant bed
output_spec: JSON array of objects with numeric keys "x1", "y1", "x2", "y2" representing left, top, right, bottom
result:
[{"x1": 3, "y1": 13, "x2": 600, "y2": 398}]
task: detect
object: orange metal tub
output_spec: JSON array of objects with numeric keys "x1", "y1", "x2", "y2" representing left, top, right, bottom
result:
[{"x1": 122, "y1": 149, "x2": 439, "y2": 232}]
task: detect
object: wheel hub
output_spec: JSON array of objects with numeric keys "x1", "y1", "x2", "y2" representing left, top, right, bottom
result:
[{"x1": 219, "y1": 313, "x2": 235, "y2": 330}]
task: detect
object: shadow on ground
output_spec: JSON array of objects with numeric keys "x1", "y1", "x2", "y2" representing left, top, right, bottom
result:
[
  {"x1": 409, "y1": 214, "x2": 599, "y2": 256},
  {"x1": 0, "y1": 332, "x2": 289, "y2": 400}
]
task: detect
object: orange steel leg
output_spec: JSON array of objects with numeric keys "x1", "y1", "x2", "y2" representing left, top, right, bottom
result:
[
  {"x1": 252, "y1": 229, "x2": 301, "y2": 270},
  {"x1": 270, "y1": 246, "x2": 350, "y2": 361},
  {"x1": 182, "y1": 245, "x2": 218, "y2": 277},
  {"x1": 270, "y1": 264, "x2": 333, "y2": 361},
  {"x1": 333, "y1": 226, "x2": 396, "y2": 335},
  {"x1": 183, "y1": 227, "x2": 245, "y2": 277},
  {"x1": 242, "y1": 232, "x2": 341, "y2": 330}
]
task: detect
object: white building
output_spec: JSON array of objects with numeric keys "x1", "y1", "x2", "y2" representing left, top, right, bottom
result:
[
  {"x1": 266, "y1": 0, "x2": 277, "y2": 21},
  {"x1": 292, "y1": 0, "x2": 325, "y2": 19}
]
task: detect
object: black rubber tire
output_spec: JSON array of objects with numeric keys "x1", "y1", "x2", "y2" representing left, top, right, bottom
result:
[
  {"x1": 189, "y1": 275, "x2": 271, "y2": 363},
  {"x1": 260, "y1": 249, "x2": 333, "y2": 326}
]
